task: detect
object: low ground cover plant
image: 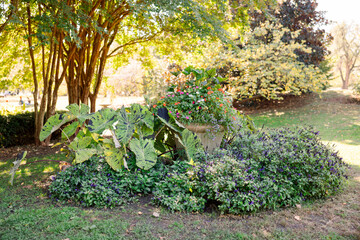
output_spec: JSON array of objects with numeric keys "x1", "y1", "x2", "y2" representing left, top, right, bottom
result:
[{"x1": 48, "y1": 126, "x2": 349, "y2": 213}]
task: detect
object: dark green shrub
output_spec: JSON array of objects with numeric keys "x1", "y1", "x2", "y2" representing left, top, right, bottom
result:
[
  {"x1": 153, "y1": 127, "x2": 349, "y2": 213},
  {"x1": 49, "y1": 154, "x2": 190, "y2": 207},
  {"x1": 0, "y1": 112, "x2": 35, "y2": 147},
  {"x1": 0, "y1": 111, "x2": 67, "y2": 148}
]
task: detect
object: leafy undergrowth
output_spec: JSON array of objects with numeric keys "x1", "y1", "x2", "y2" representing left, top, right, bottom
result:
[{"x1": 1, "y1": 90, "x2": 359, "y2": 239}]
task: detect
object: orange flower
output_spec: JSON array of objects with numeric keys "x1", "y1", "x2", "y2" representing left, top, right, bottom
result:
[
  {"x1": 204, "y1": 98, "x2": 206, "y2": 102},
  {"x1": 220, "y1": 104, "x2": 223, "y2": 107},
  {"x1": 233, "y1": 116, "x2": 236, "y2": 120},
  {"x1": 201, "y1": 96, "x2": 203, "y2": 98},
  {"x1": 153, "y1": 104, "x2": 157, "y2": 108},
  {"x1": 208, "y1": 91, "x2": 211, "y2": 95},
  {"x1": 207, "y1": 86, "x2": 211, "y2": 90},
  {"x1": 216, "y1": 97, "x2": 219, "y2": 100},
  {"x1": 163, "y1": 103, "x2": 166, "y2": 107},
  {"x1": 218, "y1": 88, "x2": 223, "y2": 92},
  {"x1": 160, "y1": 96, "x2": 165, "y2": 99},
  {"x1": 224, "y1": 110, "x2": 227, "y2": 113}
]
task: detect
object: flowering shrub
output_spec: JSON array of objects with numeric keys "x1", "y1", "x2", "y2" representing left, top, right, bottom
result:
[
  {"x1": 153, "y1": 127, "x2": 349, "y2": 213},
  {"x1": 155, "y1": 67, "x2": 237, "y2": 129}
]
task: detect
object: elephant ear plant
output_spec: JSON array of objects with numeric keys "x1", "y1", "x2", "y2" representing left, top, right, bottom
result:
[{"x1": 39, "y1": 103, "x2": 203, "y2": 172}]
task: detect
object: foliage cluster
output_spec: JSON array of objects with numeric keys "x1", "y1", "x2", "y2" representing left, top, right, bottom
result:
[
  {"x1": 353, "y1": 81, "x2": 360, "y2": 95},
  {"x1": 215, "y1": 21, "x2": 327, "y2": 100},
  {"x1": 153, "y1": 127, "x2": 349, "y2": 213},
  {"x1": 49, "y1": 155, "x2": 190, "y2": 207},
  {"x1": 155, "y1": 67, "x2": 238, "y2": 127},
  {"x1": 0, "y1": 112, "x2": 35, "y2": 147},
  {"x1": 49, "y1": 127, "x2": 349, "y2": 212},
  {"x1": 40, "y1": 102, "x2": 203, "y2": 171},
  {"x1": 0, "y1": 110, "x2": 66, "y2": 148},
  {"x1": 249, "y1": 0, "x2": 332, "y2": 67}
]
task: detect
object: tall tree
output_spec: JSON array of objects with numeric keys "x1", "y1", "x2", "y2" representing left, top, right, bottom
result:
[
  {"x1": 249, "y1": 0, "x2": 332, "y2": 67},
  {"x1": 5, "y1": 0, "x2": 272, "y2": 144},
  {"x1": 58, "y1": 0, "x2": 274, "y2": 112},
  {"x1": 332, "y1": 22, "x2": 360, "y2": 89}
]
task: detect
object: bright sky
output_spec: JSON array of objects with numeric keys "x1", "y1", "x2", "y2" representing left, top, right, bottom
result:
[{"x1": 316, "y1": 0, "x2": 360, "y2": 31}]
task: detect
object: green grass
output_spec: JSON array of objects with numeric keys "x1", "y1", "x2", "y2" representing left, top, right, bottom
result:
[{"x1": 0, "y1": 89, "x2": 359, "y2": 239}]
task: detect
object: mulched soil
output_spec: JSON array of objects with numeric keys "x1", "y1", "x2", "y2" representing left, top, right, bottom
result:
[
  {"x1": 0, "y1": 142, "x2": 63, "y2": 161},
  {"x1": 234, "y1": 92, "x2": 360, "y2": 115},
  {"x1": 233, "y1": 93, "x2": 316, "y2": 115}
]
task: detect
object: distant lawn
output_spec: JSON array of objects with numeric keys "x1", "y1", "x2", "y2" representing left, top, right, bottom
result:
[{"x1": 1, "y1": 89, "x2": 359, "y2": 240}]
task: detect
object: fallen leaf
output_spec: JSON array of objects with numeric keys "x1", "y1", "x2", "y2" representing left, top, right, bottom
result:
[
  {"x1": 138, "y1": 211, "x2": 143, "y2": 215},
  {"x1": 296, "y1": 204, "x2": 301, "y2": 209},
  {"x1": 153, "y1": 212, "x2": 160, "y2": 218},
  {"x1": 294, "y1": 216, "x2": 301, "y2": 221}
]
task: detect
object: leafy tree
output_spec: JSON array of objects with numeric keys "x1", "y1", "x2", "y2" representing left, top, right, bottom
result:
[
  {"x1": 249, "y1": 0, "x2": 332, "y2": 67},
  {"x1": 3, "y1": 0, "x2": 273, "y2": 145},
  {"x1": 211, "y1": 21, "x2": 326, "y2": 100},
  {"x1": 331, "y1": 22, "x2": 360, "y2": 89},
  {"x1": 0, "y1": 0, "x2": 18, "y2": 33}
]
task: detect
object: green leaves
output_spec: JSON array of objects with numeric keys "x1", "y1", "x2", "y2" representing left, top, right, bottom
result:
[
  {"x1": 129, "y1": 138, "x2": 157, "y2": 170},
  {"x1": 40, "y1": 113, "x2": 75, "y2": 141},
  {"x1": 114, "y1": 106, "x2": 136, "y2": 144},
  {"x1": 175, "y1": 129, "x2": 203, "y2": 161},
  {"x1": 103, "y1": 146, "x2": 125, "y2": 172},
  {"x1": 87, "y1": 108, "x2": 117, "y2": 134}
]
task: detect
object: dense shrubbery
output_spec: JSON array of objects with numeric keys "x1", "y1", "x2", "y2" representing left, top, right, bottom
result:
[
  {"x1": 154, "y1": 127, "x2": 349, "y2": 213},
  {"x1": 0, "y1": 112, "x2": 35, "y2": 147},
  {"x1": 49, "y1": 126, "x2": 349, "y2": 213},
  {"x1": 0, "y1": 111, "x2": 65, "y2": 148}
]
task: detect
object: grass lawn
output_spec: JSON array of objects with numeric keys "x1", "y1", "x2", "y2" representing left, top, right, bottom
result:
[{"x1": 0, "y1": 89, "x2": 359, "y2": 240}]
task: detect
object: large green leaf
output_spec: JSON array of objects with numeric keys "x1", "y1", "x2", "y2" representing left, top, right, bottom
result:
[
  {"x1": 87, "y1": 108, "x2": 117, "y2": 134},
  {"x1": 74, "y1": 149, "x2": 97, "y2": 164},
  {"x1": 40, "y1": 113, "x2": 75, "y2": 141},
  {"x1": 129, "y1": 138, "x2": 157, "y2": 170},
  {"x1": 130, "y1": 104, "x2": 154, "y2": 129},
  {"x1": 114, "y1": 106, "x2": 136, "y2": 144},
  {"x1": 103, "y1": 147, "x2": 125, "y2": 171},
  {"x1": 157, "y1": 113, "x2": 185, "y2": 134},
  {"x1": 66, "y1": 103, "x2": 90, "y2": 124},
  {"x1": 61, "y1": 121, "x2": 80, "y2": 140},
  {"x1": 175, "y1": 129, "x2": 202, "y2": 161},
  {"x1": 68, "y1": 136, "x2": 92, "y2": 151}
]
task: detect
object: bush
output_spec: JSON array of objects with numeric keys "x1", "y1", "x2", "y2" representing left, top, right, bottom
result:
[
  {"x1": 353, "y1": 81, "x2": 360, "y2": 95},
  {"x1": 48, "y1": 126, "x2": 349, "y2": 213},
  {"x1": 0, "y1": 111, "x2": 66, "y2": 148},
  {"x1": 49, "y1": 154, "x2": 190, "y2": 207},
  {"x1": 153, "y1": 127, "x2": 349, "y2": 213},
  {"x1": 0, "y1": 112, "x2": 35, "y2": 147}
]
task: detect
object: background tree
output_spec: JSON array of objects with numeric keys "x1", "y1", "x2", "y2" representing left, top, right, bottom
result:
[
  {"x1": 249, "y1": 0, "x2": 332, "y2": 67},
  {"x1": 0, "y1": 0, "x2": 18, "y2": 33},
  {"x1": 331, "y1": 22, "x2": 360, "y2": 89},
  {"x1": 210, "y1": 21, "x2": 326, "y2": 101}
]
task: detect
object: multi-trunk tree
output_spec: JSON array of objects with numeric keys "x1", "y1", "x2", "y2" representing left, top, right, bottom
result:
[
  {"x1": 332, "y1": 22, "x2": 360, "y2": 89},
  {"x1": 2, "y1": 0, "x2": 273, "y2": 144}
]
